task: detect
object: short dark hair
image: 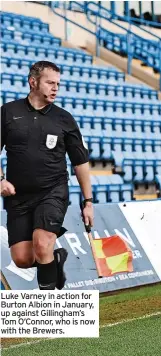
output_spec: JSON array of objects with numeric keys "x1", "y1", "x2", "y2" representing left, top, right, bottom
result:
[{"x1": 28, "y1": 61, "x2": 60, "y2": 82}]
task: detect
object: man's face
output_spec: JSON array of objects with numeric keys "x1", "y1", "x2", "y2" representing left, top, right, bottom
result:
[{"x1": 30, "y1": 68, "x2": 60, "y2": 104}]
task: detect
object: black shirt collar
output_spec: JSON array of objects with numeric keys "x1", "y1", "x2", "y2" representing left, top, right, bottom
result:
[{"x1": 25, "y1": 96, "x2": 52, "y2": 115}]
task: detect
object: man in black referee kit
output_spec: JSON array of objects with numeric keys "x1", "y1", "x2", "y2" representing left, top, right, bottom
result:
[{"x1": 1, "y1": 61, "x2": 94, "y2": 290}]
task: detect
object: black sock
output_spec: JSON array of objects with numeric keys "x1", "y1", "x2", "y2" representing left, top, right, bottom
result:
[{"x1": 37, "y1": 259, "x2": 57, "y2": 290}]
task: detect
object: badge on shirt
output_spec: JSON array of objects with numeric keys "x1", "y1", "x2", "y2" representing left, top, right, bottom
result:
[{"x1": 46, "y1": 135, "x2": 58, "y2": 149}]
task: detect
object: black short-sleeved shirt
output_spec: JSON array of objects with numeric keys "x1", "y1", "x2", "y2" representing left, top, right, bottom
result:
[{"x1": 1, "y1": 97, "x2": 89, "y2": 194}]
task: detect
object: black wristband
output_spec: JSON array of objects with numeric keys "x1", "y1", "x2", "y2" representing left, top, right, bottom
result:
[
  {"x1": 81, "y1": 198, "x2": 93, "y2": 210},
  {"x1": 84, "y1": 198, "x2": 93, "y2": 204},
  {"x1": 1, "y1": 175, "x2": 5, "y2": 182}
]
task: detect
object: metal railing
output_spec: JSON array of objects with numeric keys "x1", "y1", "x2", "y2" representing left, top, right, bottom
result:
[
  {"x1": 48, "y1": 1, "x2": 161, "y2": 90},
  {"x1": 49, "y1": 1, "x2": 161, "y2": 28}
]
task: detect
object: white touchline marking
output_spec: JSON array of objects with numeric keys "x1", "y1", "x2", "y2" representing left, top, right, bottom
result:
[
  {"x1": 101, "y1": 311, "x2": 161, "y2": 328},
  {"x1": 2, "y1": 339, "x2": 47, "y2": 351},
  {"x1": 2, "y1": 312, "x2": 161, "y2": 351}
]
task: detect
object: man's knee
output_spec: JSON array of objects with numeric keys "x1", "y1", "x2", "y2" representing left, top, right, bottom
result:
[
  {"x1": 12, "y1": 256, "x2": 34, "y2": 269},
  {"x1": 33, "y1": 229, "x2": 56, "y2": 260},
  {"x1": 10, "y1": 241, "x2": 35, "y2": 268}
]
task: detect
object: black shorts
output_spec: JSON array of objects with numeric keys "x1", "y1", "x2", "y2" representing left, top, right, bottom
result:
[{"x1": 4, "y1": 184, "x2": 69, "y2": 248}]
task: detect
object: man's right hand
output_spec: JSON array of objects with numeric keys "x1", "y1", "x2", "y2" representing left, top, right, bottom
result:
[{"x1": 0, "y1": 180, "x2": 16, "y2": 196}]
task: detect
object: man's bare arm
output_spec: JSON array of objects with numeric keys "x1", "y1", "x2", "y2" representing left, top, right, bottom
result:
[
  {"x1": 74, "y1": 162, "x2": 94, "y2": 227},
  {"x1": 74, "y1": 162, "x2": 92, "y2": 200}
]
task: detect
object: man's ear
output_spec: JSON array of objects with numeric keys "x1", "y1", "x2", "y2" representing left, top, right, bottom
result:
[{"x1": 29, "y1": 76, "x2": 37, "y2": 89}]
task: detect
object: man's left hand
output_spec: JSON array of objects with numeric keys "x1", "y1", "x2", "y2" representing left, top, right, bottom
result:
[{"x1": 82, "y1": 203, "x2": 94, "y2": 228}]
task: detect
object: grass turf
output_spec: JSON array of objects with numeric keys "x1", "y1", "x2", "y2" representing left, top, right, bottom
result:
[
  {"x1": 2, "y1": 315, "x2": 161, "y2": 356},
  {"x1": 1, "y1": 283, "x2": 161, "y2": 354},
  {"x1": 99, "y1": 283, "x2": 161, "y2": 324}
]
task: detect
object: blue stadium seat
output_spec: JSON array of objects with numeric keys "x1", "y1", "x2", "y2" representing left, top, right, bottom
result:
[
  {"x1": 82, "y1": 116, "x2": 92, "y2": 129},
  {"x1": 66, "y1": 52, "x2": 75, "y2": 63},
  {"x1": 98, "y1": 84, "x2": 106, "y2": 97},
  {"x1": 113, "y1": 138, "x2": 123, "y2": 153},
  {"x1": 112, "y1": 151, "x2": 124, "y2": 167},
  {"x1": 135, "y1": 139, "x2": 144, "y2": 154},
  {"x1": 4, "y1": 43, "x2": 16, "y2": 58},
  {"x1": 16, "y1": 44, "x2": 27, "y2": 58},
  {"x1": 109, "y1": 174, "x2": 123, "y2": 184},
  {"x1": 95, "y1": 102, "x2": 105, "y2": 116},
  {"x1": 1, "y1": 29, "x2": 13, "y2": 41},
  {"x1": 33, "y1": 34, "x2": 42, "y2": 45},
  {"x1": 123, "y1": 160, "x2": 134, "y2": 182},
  {"x1": 90, "y1": 175, "x2": 98, "y2": 187},
  {"x1": 101, "y1": 138, "x2": 112, "y2": 160},
  {"x1": 91, "y1": 127, "x2": 103, "y2": 137},
  {"x1": 94, "y1": 175, "x2": 132, "y2": 203},
  {"x1": 79, "y1": 83, "x2": 87, "y2": 95},
  {"x1": 99, "y1": 70, "x2": 108, "y2": 82},
  {"x1": 156, "y1": 163, "x2": 161, "y2": 176},
  {"x1": 40, "y1": 23, "x2": 49, "y2": 34},
  {"x1": 134, "y1": 161, "x2": 144, "y2": 181},
  {"x1": 32, "y1": 21, "x2": 41, "y2": 32},
  {"x1": 36, "y1": 47, "x2": 47, "y2": 60},
  {"x1": 121, "y1": 184, "x2": 133, "y2": 201},
  {"x1": 2, "y1": 14, "x2": 12, "y2": 26},
  {"x1": 17, "y1": 93, "x2": 26, "y2": 100},
  {"x1": 81, "y1": 68, "x2": 90, "y2": 80},
  {"x1": 3, "y1": 91, "x2": 16, "y2": 103},
  {"x1": 155, "y1": 174, "x2": 161, "y2": 189},
  {"x1": 144, "y1": 121, "x2": 152, "y2": 134},
  {"x1": 23, "y1": 19, "x2": 31, "y2": 30},
  {"x1": 10, "y1": 59, "x2": 20, "y2": 72},
  {"x1": 96, "y1": 176, "x2": 111, "y2": 185},
  {"x1": 69, "y1": 176, "x2": 81, "y2": 205},
  {"x1": 134, "y1": 120, "x2": 143, "y2": 134},
  {"x1": 154, "y1": 141, "x2": 161, "y2": 154},
  {"x1": 103, "y1": 117, "x2": 114, "y2": 132},
  {"x1": 13, "y1": 75, "x2": 26, "y2": 92},
  {"x1": 115, "y1": 121, "x2": 123, "y2": 135},
  {"x1": 95, "y1": 185, "x2": 108, "y2": 203},
  {"x1": 74, "y1": 53, "x2": 83, "y2": 65},
  {"x1": 73, "y1": 67, "x2": 81, "y2": 80},
  {"x1": 85, "y1": 104, "x2": 94, "y2": 116},
  {"x1": 126, "y1": 87, "x2": 133, "y2": 99},
  {"x1": 14, "y1": 61, "x2": 25, "y2": 75},
  {"x1": 94, "y1": 117, "x2": 103, "y2": 131},
  {"x1": 43, "y1": 35, "x2": 52, "y2": 47},
  {"x1": 84, "y1": 55, "x2": 92, "y2": 65},
  {"x1": 46, "y1": 48, "x2": 56, "y2": 61},
  {"x1": 90, "y1": 68, "x2": 98, "y2": 81},
  {"x1": 80, "y1": 128, "x2": 91, "y2": 137},
  {"x1": 13, "y1": 17, "x2": 22, "y2": 29},
  {"x1": 109, "y1": 185, "x2": 120, "y2": 203},
  {"x1": 1, "y1": 73, "x2": 12, "y2": 91},
  {"x1": 153, "y1": 122, "x2": 161, "y2": 135},
  {"x1": 125, "y1": 119, "x2": 133, "y2": 134},
  {"x1": 90, "y1": 137, "x2": 100, "y2": 160},
  {"x1": 144, "y1": 163, "x2": 155, "y2": 181},
  {"x1": 74, "y1": 99, "x2": 84, "y2": 112},
  {"x1": 144, "y1": 139, "x2": 154, "y2": 153}
]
